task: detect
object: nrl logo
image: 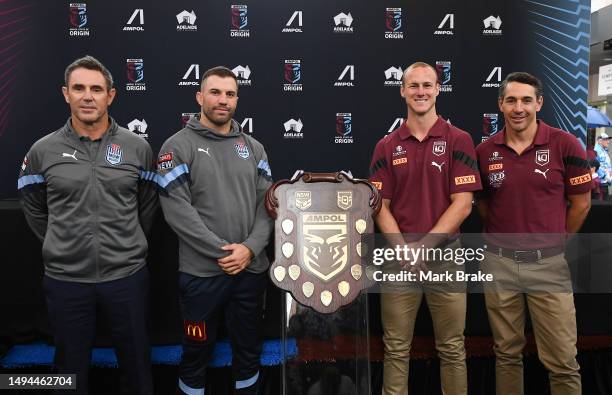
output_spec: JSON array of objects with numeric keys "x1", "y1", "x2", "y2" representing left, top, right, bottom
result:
[{"x1": 265, "y1": 171, "x2": 381, "y2": 313}]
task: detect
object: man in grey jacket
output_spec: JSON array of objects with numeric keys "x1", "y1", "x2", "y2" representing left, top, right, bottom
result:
[
  {"x1": 18, "y1": 56, "x2": 157, "y2": 394},
  {"x1": 157, "y1": 66, "x2": 273, "y2": 395}
]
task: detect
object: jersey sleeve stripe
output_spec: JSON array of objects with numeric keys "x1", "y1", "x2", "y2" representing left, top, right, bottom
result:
[
  {"x1": 368, "y1": 158, "x2": 387, "y2": 177},
  {"x1": 452, "y1": 151, "x2": 478, "y2": 171},
  {"x1": 563, "y1": 155, "x2": 590, "y2": 169},
  {"x1": 138, "y1": 170, "x2": 158, "y2": 182},
  {"x1": 156, "y1": 164, "x2": 190, "y2": 189},
  {"x1": 17, "y1": 174, "x2": 45, "y2": 190},
  {"x1": 257, "y1": 160, "x2": 272, "y2": 180}
]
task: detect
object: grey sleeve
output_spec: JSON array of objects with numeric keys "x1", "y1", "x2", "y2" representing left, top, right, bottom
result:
[
  {"x1": 137, "y1": 143, "x2": 159, "y2": 236},
  {"x1": 242, "y1": 146, "x2": 273, "y2": 256},
  {"x1": 17, "y1": 148, "x2": 48, "y2": 242},
  {"x1": 157, "y1": 140, "x2": 229, "y2": 259}
]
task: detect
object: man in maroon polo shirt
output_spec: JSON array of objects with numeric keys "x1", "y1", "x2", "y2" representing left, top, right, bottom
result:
[
  {"x1": 475, "y1": 72, "x2": 592, "y2": 395},
  {"x1": 369, "y1": 61, "x2": 482, "y2": 395}
]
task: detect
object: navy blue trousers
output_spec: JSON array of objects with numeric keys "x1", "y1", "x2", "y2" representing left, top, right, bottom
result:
[
  {"x1": 177, "y1": 271, "x2": 268, "y2": 395},
  {"x1": 43, "y1": 267, "x2": 153, "y2": 395}
]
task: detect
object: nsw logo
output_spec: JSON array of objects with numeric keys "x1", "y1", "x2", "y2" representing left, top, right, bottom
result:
[
  {"x1": 435, "y1": 61, "x2": 452, "y2": 92},
  {"x1": 105, "y1": 144, "x2": 123, "y2": 165},
  {"x1": 335, "y1": 113, "x2": 353, "y2": 144},
  {"x1": 283, "y1": 60, "x2": 302, "y2": 91},
  {"x1": 283, "y1": 11, "x2": 303, "y2": 33},
  {"x1": 333, "y1": 12, "x2": 354, "y2": 33},
  {"x1": 232, "y1": 65, "x2": 252, "y2": 86},
  {"x1": 176, "y1": 10, "x2": 197, "y2": 31},
  {"x1": 385, "y1": 8, "x2": 403, "y2": 39},
  {"x1": 334, "y1": 65, "x2": 354, "y2": 87},
  {"x1": 231, "y1": 5, "x2": 250, "y2": 37},
  {"x1": 283, "y1": 118, "x2": 304, "y2": 139},
  {"x1": 127, "y1": 119, "x2": 148, "y2": 139},
  {"x1": 434, "y1": 14, "x2": 454, "y2": 35},
  {"x1": 69, "y1": 3, "x2": 89, "y2": 36},
  {"x1": 235, "y1": 141, "x2": 250, "y2": 159},
  {"x1": 126, "y1": 59, "x2": 146, "y2": 91},
  {"x1": 124, "y1": 9, "x2": 144, "y2": 31}
]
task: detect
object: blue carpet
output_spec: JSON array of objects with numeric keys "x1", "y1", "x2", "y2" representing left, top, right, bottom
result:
[{"x1": 1, "y1": 339, "x2": 297, "y2": 368}]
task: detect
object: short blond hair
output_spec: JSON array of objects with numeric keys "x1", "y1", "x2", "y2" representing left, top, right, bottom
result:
[{"x1": 402, "y1": 62, "x2": 438, "y2": 86}]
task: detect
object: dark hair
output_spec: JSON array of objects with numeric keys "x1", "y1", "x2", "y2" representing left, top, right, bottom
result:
[
  {"x1": 402, "y1": 61, "x2": 438, "y2": 85},
  {"x1": 200, "y1": 66, "x2": 238, "y2": 90},
  {"x1": 498, "y1": 72, "x2": 543, "y2": 99},
  {"x1": 64, "y1": 55, "x2": 114, "y2": 90}
]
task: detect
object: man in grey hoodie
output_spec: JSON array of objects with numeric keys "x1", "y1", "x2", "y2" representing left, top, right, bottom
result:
[{"x1": 157, "y1": 66, "x2": 273, "y2": 395}]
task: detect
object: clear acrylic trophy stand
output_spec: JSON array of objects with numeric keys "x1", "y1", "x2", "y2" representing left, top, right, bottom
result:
[{"x1": 280, "y1": 291, "x2": 371, "y2": 395}]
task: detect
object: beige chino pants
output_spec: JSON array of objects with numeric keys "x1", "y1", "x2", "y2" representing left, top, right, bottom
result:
[
  {"x1": 482, "y1": 251, "x2": 581, "y2": 395},
  {"x1": 380, "y1": 247, "x2": 467, "y2": 395}
]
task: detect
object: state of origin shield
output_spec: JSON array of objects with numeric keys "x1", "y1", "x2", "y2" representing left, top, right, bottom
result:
[{"x1": 266, "y1": 171, "x2": 381, "y2": 313}]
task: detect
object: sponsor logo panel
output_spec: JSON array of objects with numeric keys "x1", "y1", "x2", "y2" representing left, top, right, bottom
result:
[
  {"x1": 284, "y1": 118, "x2": 303, "y2": 139},
  {"x1": 333, "y1": 12, "x2": 354, "y2": 33},
  {"x1": 569, "y1": 174, "x2": 592, "y2": 185},
  {"x1": 283, "y1": 60, "x2": 302, "y2": 91},
  {"x1": 124, "y1": 9, "x2": 144, "y2": 31},
  {"x1": 69, "y1": 3, "x2": 89, "y2": 36},
  {"x1": 176, "y1": 10, "x2": 197, "y2": 31},
  {"x1": 385, "y1": 8, "x2": 403, "y2": 39},
  {"x1": 335, "y1": 113, "x2": 353, "y2": 144},
  {"x1": 283, "y1": 11, "x2": 303, "y2": 33},
  {"x1": 435, "y1": 61, "x2": 452, "y2": 92},
  {"x1": 231, "y1": 5, "x2": 250, "y2": 37},
  {"x1": 455, "y1": 175, "x2": 476, "y2": 185},
  {"x1": 126, "y1": 59, "x2": 146, "y2": 91},
  {"x1": 127, "y1": 119, "x2": 148, "y2": 139},
  {"x1": 483, "y1": 15, "x2": 502, "y2": 35}
]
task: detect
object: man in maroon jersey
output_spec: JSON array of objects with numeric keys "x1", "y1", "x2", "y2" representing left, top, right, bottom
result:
[
  {"x1": 369, "y1": 62, "x2": 482, "y2": 395},
  {"x1": 475, "y1": 72, "x2": 592, "y2": 395}
]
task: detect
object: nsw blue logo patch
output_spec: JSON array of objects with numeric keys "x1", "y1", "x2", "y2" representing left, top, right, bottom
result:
[
  {"x1": 106, "y1": 143, "x2": 123, "y2": 165},
  {"x1": 235, "y1": 141, "x2": 250, "y2": 159}
]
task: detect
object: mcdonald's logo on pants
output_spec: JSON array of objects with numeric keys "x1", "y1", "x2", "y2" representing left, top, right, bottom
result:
[{"x1": 184, "y1": 320, "x2": 206, "y2": 341}]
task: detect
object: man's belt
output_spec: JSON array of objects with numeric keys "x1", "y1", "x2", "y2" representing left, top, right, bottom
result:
[{"x1": 487, "y1": 244, "x2": 565, "y2": 263}]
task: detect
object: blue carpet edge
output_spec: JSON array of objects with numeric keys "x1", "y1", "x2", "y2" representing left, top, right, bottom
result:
[{"x1": 1, "y1": 339, "x2": 298, "y2": 369}]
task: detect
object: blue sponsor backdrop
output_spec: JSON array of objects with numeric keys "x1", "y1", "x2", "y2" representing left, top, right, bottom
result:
[{"x1": 0, "y1": 0, "x2": 590, "y2": 197}]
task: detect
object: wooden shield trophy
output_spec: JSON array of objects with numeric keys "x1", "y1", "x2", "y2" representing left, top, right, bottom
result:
[{"x1": 265, "y1": 171, "x2": 381, "y2": 314}]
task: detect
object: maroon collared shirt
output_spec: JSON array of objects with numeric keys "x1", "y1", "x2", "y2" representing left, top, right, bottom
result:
[
  {"x1": 369, "y1": 116, "x2": 482, "y2": 234},
  {"x1": 476, "y1": 121, "x2": 592, "y2": 248}
]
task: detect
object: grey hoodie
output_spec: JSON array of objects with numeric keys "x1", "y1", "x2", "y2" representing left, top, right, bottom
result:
[
  {"x1": 157, "y1": 116, "x2": 273, "y2": 277},
  {"x1": 18, "y1": 118, "x2": 158, "y2": 282}
]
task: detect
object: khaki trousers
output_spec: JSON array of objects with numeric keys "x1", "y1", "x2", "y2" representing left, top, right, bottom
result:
[
  {"x1": 380, "y1": 256, "x2": 467, "y2": 395},
  {"x1": 482, "y1": 251, "x2": 581, "y2": 395}
]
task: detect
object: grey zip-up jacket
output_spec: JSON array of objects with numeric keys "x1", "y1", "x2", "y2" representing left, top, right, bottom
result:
[
  {"x1": 18, "y1": 118, "x2": 158, "y2": 283},
  {"x1": 157, "y1": 116, "x2": 273, "y2": 277}
]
